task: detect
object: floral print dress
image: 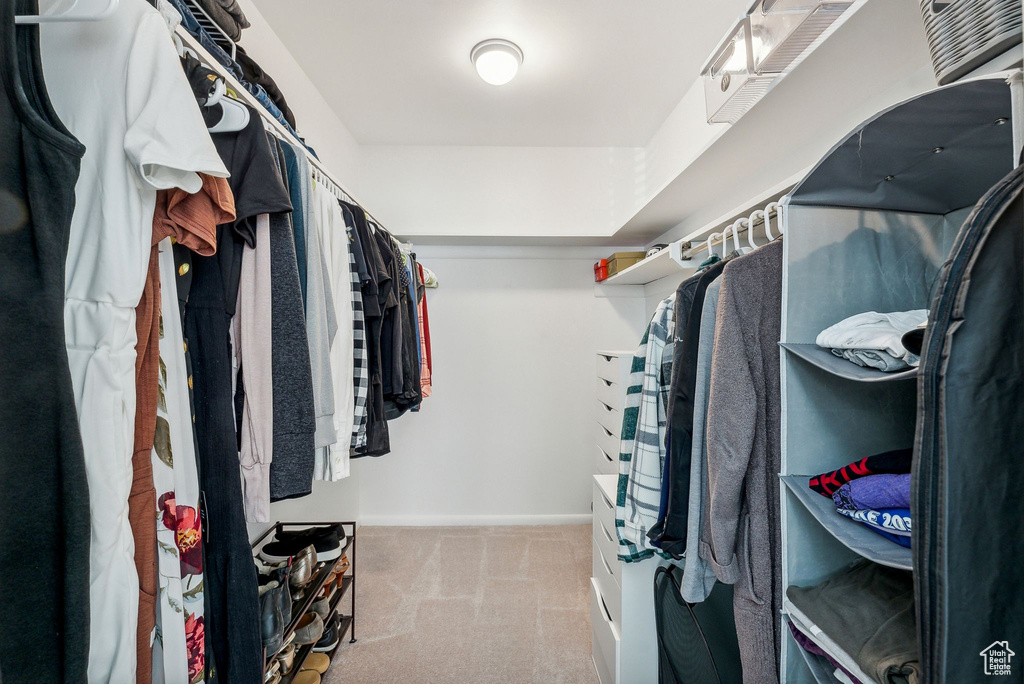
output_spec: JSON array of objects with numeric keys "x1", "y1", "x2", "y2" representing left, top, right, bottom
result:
[{"x1": 152, "y1": 240, "x2": 207, "y2": 684}]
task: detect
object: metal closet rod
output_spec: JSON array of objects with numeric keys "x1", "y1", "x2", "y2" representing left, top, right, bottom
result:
[
  {"x1": 679, "y1": 198, "x2": 786, "y2": 260},
  {"x1": 174, "y1": 27, "x2": 391, "y2": 234}
]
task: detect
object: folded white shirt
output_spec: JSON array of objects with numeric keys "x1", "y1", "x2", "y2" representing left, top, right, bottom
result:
[{"x1": 816, "y1": 310, "x2": 928, "y2": 361}]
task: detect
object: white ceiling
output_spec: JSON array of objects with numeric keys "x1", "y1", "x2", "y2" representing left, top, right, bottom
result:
[{"x1": 248, "y1": 0, "x2": 749, "y2": 147}]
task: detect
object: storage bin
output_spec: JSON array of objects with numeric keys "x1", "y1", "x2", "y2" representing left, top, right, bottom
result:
[
  {"x1": 919, "y1": 0, "x2": 1021, "y2": 84},
  {"x1": 605, "y1": 251, "x2": 646, "y2": 276},
  {"x1": 749, "y1": 0, "x2": 853, "y2": 74},
  {"x1": 701, "y1": 16, "x2": 776, "y2": 124}
]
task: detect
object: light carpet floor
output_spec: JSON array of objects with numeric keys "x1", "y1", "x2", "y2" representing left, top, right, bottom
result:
[{"x1": 324, "y1": 525, "x2": 599, "y2": 684}]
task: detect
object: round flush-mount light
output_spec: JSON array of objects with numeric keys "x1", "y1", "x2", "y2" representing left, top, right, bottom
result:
[{"x1": 471, "y1": 39, "x2": 523, "y2": 86}]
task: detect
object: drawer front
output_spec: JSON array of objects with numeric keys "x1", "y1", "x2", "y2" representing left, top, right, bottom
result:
[
  {"x1": 596, "y1": 400, "x2": 621, "y2": 438},
  {"x1": 595, "y1": 445, "x2": 617, "y2": 475},
  {"x1": 596, "y1": 422, "x2": 620, "y2": 461},
  {"x1": 595, "y1": 376, "x2": 624, "y2": 412},
  {"x1": 596, "y1": 353, "x2": 623, "y2": 383},
  {"x1": 590, "y1": 578, "x2": 620, "y2": 684},
  {"x1": 593, "y1": 515, "x2": 622, "y2": 588},
  {"x1": 592, "y1": 479, "x2": 617, "y2": 542},
  {"x1": 592, "y1": 545, "x2": 623, "y2": 647}
]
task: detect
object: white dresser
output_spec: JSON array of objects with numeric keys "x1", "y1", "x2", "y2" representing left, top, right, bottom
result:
[{"x1": 591, "y1": 351, "x2": 665, "y2": 684}]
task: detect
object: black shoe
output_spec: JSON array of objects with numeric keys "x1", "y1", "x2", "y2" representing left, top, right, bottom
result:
[
  {"x1": 312, "y1": 613, "x2": 341, "y2": 653},
  {"x1": 265, "y1": 525, "x2": 345, "y2": 562}
]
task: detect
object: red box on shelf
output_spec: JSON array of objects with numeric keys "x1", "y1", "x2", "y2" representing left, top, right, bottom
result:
[{"x1": 594, "y1": 259, "x2": 608, "y2": 282}]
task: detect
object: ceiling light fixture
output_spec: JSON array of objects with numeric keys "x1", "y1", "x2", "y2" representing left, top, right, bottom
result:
[{"x1": 471, "y1": 39, "x2": 523, "y2": 86}]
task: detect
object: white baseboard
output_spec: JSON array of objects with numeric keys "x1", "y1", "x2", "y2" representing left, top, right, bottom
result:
[{"x1": 357, "y1": 513, "x2": 593, "y2": 527}]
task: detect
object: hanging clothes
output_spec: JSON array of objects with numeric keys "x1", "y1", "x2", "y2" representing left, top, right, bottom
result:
[
  {"x1": 652, "y1": 257, "x2": 730, "y2": 556},
  {"x1": 343, "y1": 201, "x2": 391, "y2": 457},
  {"x1": 298, "y1": 157, "x2": 339, "y2": 453},
  {"x1": 701, "y1": 239, "x2": 783, "y2": 684},
  {"x1": 264, "y1": 134, "x2": 317, "y2": 502},
  {"x1": 181, "y1": 106, "x2": 290, "y2": 684},
  {"x1": 616, "y1": 295, "x2": 675, "y2": 561},
  {"x1": 0, "y1": 2, "x2": 89, "y2": 682},
  {"x1": 149, "y1": 175, "x2": 233, "y2": 684},
  {"x1": 40, "y1": 1, "x2": 230, "y2": 679},
  {"x1": 317, "y1": 186, "x2": 355, "y2": 480},
  {"x1": 417, "y1": 262, "x2": 433, "y2": 398},
  {"x1": 343, "y1": 204, "x2": 371, "y2": 451},
  {"x1": 233, "y1": 213, "x2": 275, "y2": 523},
  {"x1": 133, "y1": 175, "x2": 233, "y2": 683},
  {"x1": 679, "y1": 277, "x2": 726, "y2": 603}
]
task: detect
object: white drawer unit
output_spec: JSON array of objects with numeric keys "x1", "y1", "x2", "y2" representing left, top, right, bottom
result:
[
  {"x1": 594, "y1": 351, "x2": 631, "y2": 474},
  {"x1": 590, "y1": 474, "x2": 668, "y2": 684}
]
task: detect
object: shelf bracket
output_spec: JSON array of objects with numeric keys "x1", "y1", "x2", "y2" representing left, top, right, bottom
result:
[{"x1": 669, "y1": 240, "x2": 694, "y2": 268}]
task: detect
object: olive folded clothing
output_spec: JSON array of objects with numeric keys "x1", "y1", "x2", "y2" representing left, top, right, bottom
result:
[{"x1": 787, "y1": 560, "x2": 920, "y2": 684}]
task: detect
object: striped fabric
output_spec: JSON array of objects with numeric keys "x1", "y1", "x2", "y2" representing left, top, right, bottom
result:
[
  {"x1": 348, "y1": 227, "x2": 370, "y2": 451},
  {"x1": 616, "y1": 294, "x2": 676, "y2": 562}
]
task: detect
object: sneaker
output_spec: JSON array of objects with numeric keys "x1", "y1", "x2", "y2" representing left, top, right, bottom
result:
[
  {"x1": 312, "y1": 613, "x2": 341, "y2": 653},
  {"x1": 263, "y1": 525, "x2": 345, "y2": 562}
]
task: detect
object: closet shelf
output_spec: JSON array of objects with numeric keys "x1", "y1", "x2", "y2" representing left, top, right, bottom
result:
[
  {"x1": 781, "y1": 475, "x2": 912, "y2": 571},
  {"x1": 784, "y1": 616, "x2": 845, "y2": 684},
  {"x1": 781, "y1": 343, "x2": 918, "y2": 383},
  {"x1": 783, "y1": 604, "x2": 880, "y2": 684},
  {"x1": 599, "y1": 247, "x2": 689, "y2": 285}
]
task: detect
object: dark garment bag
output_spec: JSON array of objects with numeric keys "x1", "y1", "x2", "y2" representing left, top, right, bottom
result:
[
  {"x1": 654, "y1": 565, "x2": 742, "y2": 684},
  {"x1": 914, "y1": 162, "x2": 1024, "y2": 684}
]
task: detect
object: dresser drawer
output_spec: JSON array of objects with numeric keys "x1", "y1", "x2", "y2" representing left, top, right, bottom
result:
[
  {"x1": 595, "y1": 376, "x2": 624, "y2": 412},
  {"x1": 595, "y1": 445, "x2": 617, "y2": 475},
  {"x1": 593, "y1": 513, "x2": 622, "y2": 583},
  {"x1": 590, "y1": 578, "x2": 620, "y2": 684},
  {"x1": 592, "y1": 478, "x2": 617, "y2": 541},
  {"x1": 596, "y1": 400, "x2": 621, "y2": 438},
  {"x1": 596, "y1": 422, "x2": 620, "y2": 461},
  {"x1": 596, "y1": 352, "x2": 625, "y2": 383},
  {"x1": 592, "y1": 544, "x2": 623, "y2": 641}
]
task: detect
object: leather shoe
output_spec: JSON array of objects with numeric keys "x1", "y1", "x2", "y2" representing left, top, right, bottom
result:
[{"x1": 293, "y1": 612, "x2": 325, "y2": 645}]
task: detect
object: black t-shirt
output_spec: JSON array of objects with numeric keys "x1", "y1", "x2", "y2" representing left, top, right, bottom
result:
[{"x1": 210, "y1": 104, "x2": 292, "y2": 315}]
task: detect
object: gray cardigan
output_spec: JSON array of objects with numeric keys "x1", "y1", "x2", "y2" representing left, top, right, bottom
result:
[{"x1": 700, "y1": 239, "x2": 783, "y2": 684}]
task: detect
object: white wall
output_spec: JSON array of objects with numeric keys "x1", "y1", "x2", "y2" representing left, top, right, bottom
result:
[
  {"x1": 235, "y1": 0, "x2": 362, "y2": 194},
  {"x1": 359, "y1": 145, "x2": 645, "y2": 238},
  {"x1": 355, "y1": 247, "x2": 647, "y2": 525}
]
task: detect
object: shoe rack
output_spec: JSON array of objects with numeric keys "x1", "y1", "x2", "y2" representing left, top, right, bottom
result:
[{"x1": 252, "y1": 521, "x2": 358, "y2": 683}]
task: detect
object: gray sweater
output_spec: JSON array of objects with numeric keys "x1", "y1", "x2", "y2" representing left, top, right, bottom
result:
[{"x1": 700, "y1": 239, "x2": 783, "y2": 684}]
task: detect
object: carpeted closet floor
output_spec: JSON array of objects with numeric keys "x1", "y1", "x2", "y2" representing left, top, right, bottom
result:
[{"x1": 326, "y1": 525, "x2": 599, "y2": 684}]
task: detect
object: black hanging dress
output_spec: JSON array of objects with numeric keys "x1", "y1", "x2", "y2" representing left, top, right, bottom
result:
[{"x1": 0, "y1": 1, "x2": 90, "y2": 682}]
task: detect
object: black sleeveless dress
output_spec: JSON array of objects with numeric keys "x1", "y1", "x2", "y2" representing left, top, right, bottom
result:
[{"x1": 0, "y1": 2, "x2": 90, "y2": 682}]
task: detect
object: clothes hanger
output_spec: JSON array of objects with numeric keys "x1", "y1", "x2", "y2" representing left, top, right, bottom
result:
[
  {"x1": 208, "y1": 96, "x2": 250, "y2": 133},
  {"x1": 728, "y1": 219, "x2": 745, "y2": 256},
  {"x1": 17, "y1": 0, "x2": 119, "y2": 23},
  {"x1": 705, "y1": 232, "x2": 720, "y2": 259},
  {"x1": 764, "y1": 202, "x2": 778, "y2": 241},
  {"x1": 747, "y1": 210, "x2": 764, "y2": 250}
]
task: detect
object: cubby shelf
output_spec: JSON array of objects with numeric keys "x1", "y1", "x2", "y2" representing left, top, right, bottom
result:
[
  {"x1": 781, "y1": 343, "x2": 918, "y2": 383},
  {"x1": 782, "y1": 476, "x2": 912, "y2": 571}
]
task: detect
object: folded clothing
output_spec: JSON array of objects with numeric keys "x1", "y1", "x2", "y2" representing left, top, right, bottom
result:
[
  {"x1": 833, "y1": 473, "x2": 911, "y2": 510},
  {"x1": 787, "y1": 560, "x2": 919, "y2": 684},
  {"x1": 237, "y1": 46, "x2": 297, "y2": 130},
  {"x1": 817, "y1": 310, "x2": 928, "y2": 371},
  {"x1": 787, "y1": 621, "x2": 863, "y2": 684},
  {"x1": 809, "y1": 448, "x2": 912, "y2": 497},
  {"x1": 834, "y1": 507, "x2": 912, "y2": 537},
  {"x1": 831, "y1": 348, "x2": 913, "y2": 372}
]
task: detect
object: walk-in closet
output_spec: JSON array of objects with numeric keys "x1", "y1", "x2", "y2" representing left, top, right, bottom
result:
[{"x1": 1, "y1": 0, "x2": 1021, "y2": 683}]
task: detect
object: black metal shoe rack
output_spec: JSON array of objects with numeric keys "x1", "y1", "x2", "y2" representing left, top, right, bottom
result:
[{"x1": 252, "y1": 521, "x2": 357, "y2": 683}]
